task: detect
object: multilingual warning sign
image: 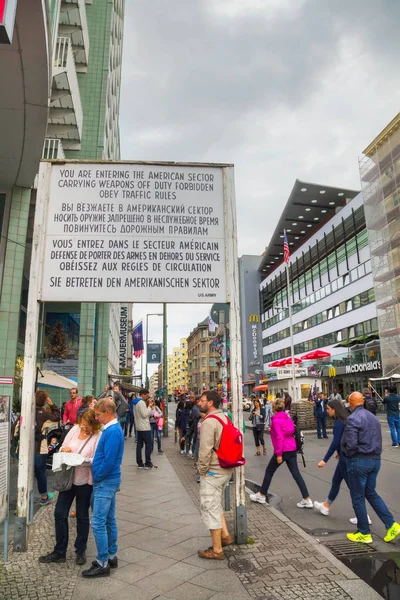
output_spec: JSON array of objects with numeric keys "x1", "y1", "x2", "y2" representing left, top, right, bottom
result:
[{"x1": 39, "y1": 162, "x2": 231, "y2": 303}]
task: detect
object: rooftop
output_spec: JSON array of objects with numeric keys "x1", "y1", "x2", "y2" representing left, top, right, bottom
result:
[
  {"x1": 363, "y1": 112, "x2": 400, "y2": 157},
  {"x1": 258, "y1": 179, "x2": 359, "y2": 277}
]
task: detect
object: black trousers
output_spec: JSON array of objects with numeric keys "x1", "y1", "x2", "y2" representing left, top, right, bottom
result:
[
  {"x1": 136, "y1": 430, "x2": 152, "y2": 466},
  {"x1": 54, "y1": 483, "x2": 92, "y2": 557},
  {"x1": 260, "y1": 451, "x2": 309, "y2": 498},
  {"x1": 253, "y1": 424, "x2": 265, "y2": 448}
]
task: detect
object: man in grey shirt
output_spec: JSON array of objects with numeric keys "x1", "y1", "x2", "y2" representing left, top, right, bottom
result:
[{"x1": 329, "y1": 388, "x2": 343, "y2": 402}]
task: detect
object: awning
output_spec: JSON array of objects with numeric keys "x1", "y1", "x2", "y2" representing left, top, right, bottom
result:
[{"x1": 37, "y1": 370, "x2": 77, "y2": 389}]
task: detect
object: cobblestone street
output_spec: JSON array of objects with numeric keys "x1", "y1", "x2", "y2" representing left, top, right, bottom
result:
[{"x1": 0, "y1": 433, "x2": 381, "y2": 600}]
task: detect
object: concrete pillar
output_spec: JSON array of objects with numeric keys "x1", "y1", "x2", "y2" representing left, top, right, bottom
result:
[{"x1": 77, "y1": 303, "x2": 96, "y2": 396}]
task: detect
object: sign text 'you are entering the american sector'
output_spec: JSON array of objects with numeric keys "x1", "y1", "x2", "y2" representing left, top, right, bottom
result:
[{"x1": 40, "y1": 162, "x2": 229, "y2": 303}]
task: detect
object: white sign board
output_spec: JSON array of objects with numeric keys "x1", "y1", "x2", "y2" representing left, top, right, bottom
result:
[
  {"x1": 39, "y1": 162, "x2": 229, "y2": 303},
  {"x1": 0, "y1": 395, "x2": 11, "y2": 524}
]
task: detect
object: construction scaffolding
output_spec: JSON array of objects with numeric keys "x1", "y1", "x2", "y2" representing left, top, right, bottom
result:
[{"x1": 359, "y1": 117, "x2": 400, "y2": 376}]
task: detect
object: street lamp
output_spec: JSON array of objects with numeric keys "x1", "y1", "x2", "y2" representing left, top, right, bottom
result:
[{"x1": 145, "y1": 313, "x2": 163, "y2": 389}]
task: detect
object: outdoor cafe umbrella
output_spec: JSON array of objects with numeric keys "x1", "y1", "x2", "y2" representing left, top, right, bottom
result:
[
  {"x1": 253, "y1": 384, "x2": 268, "y2": 391},
  {"x1": 280, "y1": 357, "x2": 303, "y2": 366},
  {"x1": 268, "y1": 360, "x2": 284, "y2": 367},
  {"x1": 300, "y1": 350, "x2": 331, "y2": 361}
]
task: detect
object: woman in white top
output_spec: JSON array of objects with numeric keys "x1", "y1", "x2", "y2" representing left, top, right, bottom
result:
[{"x1": 39, "y1": 409, "x2": 102, "y2": 566}]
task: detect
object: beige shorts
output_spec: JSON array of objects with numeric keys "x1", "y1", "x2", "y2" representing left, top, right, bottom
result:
[{"x1": 200, "y1": 473, "x2": 231, "y2": 530}]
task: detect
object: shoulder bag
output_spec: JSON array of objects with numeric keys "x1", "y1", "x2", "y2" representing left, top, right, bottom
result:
[{"x1": 53, "y1": 435, "x2": 93, "y2": 492}]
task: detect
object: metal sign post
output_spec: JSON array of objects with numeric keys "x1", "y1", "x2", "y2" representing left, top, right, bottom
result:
[{"x1": 16, "y1": 160, "x2": 245, "y2": 549}]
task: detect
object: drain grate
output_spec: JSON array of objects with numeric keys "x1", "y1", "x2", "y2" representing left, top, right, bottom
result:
[
  {"x1": 324, "y1": 539, "x2": 377, "y2": 558},
  {"x1": 228, "y1": 558, "x2": 255, "y2": 574}
]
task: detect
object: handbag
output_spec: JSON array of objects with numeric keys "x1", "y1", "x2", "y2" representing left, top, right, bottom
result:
[{"x1": 53, "y1": 435, "x2": 93, "y2": 492}]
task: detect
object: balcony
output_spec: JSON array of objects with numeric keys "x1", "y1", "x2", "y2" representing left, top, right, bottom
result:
[
  {"x1": 42, "y1": 139, "x2": 65, "y2": 160},
  {"x1": 59, "y1": 0, "x2": 90, "y2": 71},
  {"x1": 47, "y1": 37, "x2": 83, "y2": 149}
]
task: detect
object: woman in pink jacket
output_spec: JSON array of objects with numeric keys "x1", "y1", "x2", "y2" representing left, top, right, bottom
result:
[{"x1": 250, "y1": 398, "x2": 313, "y2": 508}]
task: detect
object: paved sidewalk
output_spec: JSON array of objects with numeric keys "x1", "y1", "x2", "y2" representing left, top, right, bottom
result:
[{"x1": 1, "y1": 434, "x2": 381, "y2": 600}]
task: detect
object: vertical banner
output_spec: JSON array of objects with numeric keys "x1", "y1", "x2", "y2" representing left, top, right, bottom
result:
[
  {"x1": 132, "y1": 320, "x2": 144, "y2": 358},
  {"x1": 119, "y1": 304, "x2": 128, "y2": 371},
  {"x1": 0, "y1": 394, "x2": 11, "y2": 523}
]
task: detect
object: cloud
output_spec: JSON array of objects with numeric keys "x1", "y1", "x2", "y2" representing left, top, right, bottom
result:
[{"x1": 120, "y1": 0, "x2": 400, "y2": 339}]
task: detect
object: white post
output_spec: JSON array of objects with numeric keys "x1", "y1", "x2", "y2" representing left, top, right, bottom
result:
[
  {"x1": 14, "y1": 162, "x2": 51, "y2": 551},
  {"x1": 223, "y1": 166, "x2": 247, "y2": 544},
  {"x1": 285, "y1": 263, "x2": 296, "y2": 401}
]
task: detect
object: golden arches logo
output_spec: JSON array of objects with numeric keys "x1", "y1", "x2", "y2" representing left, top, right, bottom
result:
[
  {"x1": 329, "y1": 367, "x2": 336, "y2": 377},
  {"x1": 249, "y1": 314, "x2": 259, "y2": 323}
]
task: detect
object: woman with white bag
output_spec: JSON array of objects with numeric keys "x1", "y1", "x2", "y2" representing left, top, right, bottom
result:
[{"x1": 39, "y1": 409, "x2": 102, "y2": 566}]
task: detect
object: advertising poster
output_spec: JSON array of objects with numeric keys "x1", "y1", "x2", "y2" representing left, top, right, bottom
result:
[
  {"x1": 43, "y1": 312, "x2": 80, "y2": 380},
  {"x1": 0, "y1": 394, "x2": 11, "y2": 524}
]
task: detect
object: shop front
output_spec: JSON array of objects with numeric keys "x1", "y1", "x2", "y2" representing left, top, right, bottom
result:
[{"x1": 323, "y1": 358, "x2": 383, "y2": 399}]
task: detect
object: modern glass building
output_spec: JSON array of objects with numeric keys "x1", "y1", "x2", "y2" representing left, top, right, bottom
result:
[
  {"x1": 0, "y1": 0, "x2": 126, "y2": 407},
  {"x1": 259, "y1": 180, "x2": 383, "y2": 399},
  {"x1": 360, "y1": 113, "x2": 400, "y2": 378}
]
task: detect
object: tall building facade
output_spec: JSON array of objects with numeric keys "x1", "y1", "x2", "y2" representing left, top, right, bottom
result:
[
  {"x1": 187, "y1": 319, "x2": 220, "y2": 395},
  {"x1": 259, "y1": 180, "x2": 382, "y2": 400},
  {"x1": 360, "y1": 113, "x2": 400, "y2": 377},
  {"x1": 42, "y1": 0, "x2": 126, "y2": 398}
]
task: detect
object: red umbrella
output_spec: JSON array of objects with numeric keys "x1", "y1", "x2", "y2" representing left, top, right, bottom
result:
[
  {"x1": 301, "y1": 350, "x2": 331, "y2": 360},
  {"x1": 268, "y1": 360, "x2": 283, "y2": 367},
  {"x1": 280, "y1": 357, "x2": 303, "y2": 366},
  {"x1": 253, "y1": 384, "x2": 268, "y2": 391}
]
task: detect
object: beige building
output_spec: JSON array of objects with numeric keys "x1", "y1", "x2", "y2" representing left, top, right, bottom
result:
[
  {"x1": 167, "y1": 338, "x2": 188, "y2": 395},
  {"x1": 149, "y1": 371, "x2": 159, "y2": 397},
  {"x1": 187, "y1": 318, "x2": 220, "y2": 395},
  {"x1": 360, "y1": 113, "x2": 400, "y2": 376}
]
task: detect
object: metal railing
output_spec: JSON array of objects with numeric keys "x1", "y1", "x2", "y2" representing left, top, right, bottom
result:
[{"x1": 42, "y1": 139, "x2": 65, "y2": 160}]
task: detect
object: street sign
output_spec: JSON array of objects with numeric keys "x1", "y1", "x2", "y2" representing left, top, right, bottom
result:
[
  {"x1": 39, "y1": 162, "x2": 229, "y2": 303},
  {"x1": 0, "y1": 377, "x2": 14, "y2": 385},
  {"x1": 147, "y1": 343, "x2": 162, "y2": 364}
]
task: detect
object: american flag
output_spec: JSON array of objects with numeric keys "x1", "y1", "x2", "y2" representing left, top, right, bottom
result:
[
  {"x1": 308, "y1": 382, "x2": 317, "y2": 402},
  {"x1": 283, "y1": 230, "x2": 290, "y2": 264}
]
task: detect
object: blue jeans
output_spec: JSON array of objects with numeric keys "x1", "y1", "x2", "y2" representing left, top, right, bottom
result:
[
  {"x1": 316, "y1": 415, "x2": 327, "y2": 438},
  {"x1": 151, "y1": 423, "x2": 162, "y2": 451},
  {"x1": 387, "y1": 415, "x2": 400, "y2": 445},
  {"x1": 346, "y1": 457, "x2": 394, "y2": 534},
  {"x1": 327, "y1": 456, "x2": 348, "y2": 504},
  {"x1": 91, "y1": 480, "x2": 120, "y2": 566},
  {"x1": 260, "y1": 451, "x2": 309, "y2": 499},
  {"x1": 34, "y1": 454, "x2": 48, "y2": 495}
]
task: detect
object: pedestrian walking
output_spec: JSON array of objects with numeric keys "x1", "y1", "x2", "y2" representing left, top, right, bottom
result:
[
  {"x1": 250, "y1": 398, "x2": 313, "y2": 508},
  {"x1": 132, "y1": 388, "x2": 156, "y2": 469},
  {"x1": 176, "y1": 396, "x2": 190, "y2": 454},
  {"x1": 39, "y1": 409, "x2": 102, "y2": 565},
  {"x1": 249, "y1": 399, "x2": 266, "y2": 456},
  {"x1": 127, "y1": 393, "x2": 137, "y2": 440},
  {"x1": 35, "y1": 390, "x2": 60, "y2": 505},
  {"x1": 197, "y1": 391, "x2": 233, "y2": 560},
  {"x1": 363, "y1": 388, "x2": 377, "y2": 415},
  {"x1": 63, "y1": 388, "x2": 82, "y2": 426},
  {"x1": 342, "y1": 391, "x2": 400, "y2": 545},
  {"x1": 185, "y1": 396, "x2": 201, "y2": 456},
  {"x1": 149, "y1": 399, "x2": 163, "y2": 454},
  {"x1": 82, "y1": 397, "x2": 124, "y2": 577},
  {"x1": 314, "y1": 392, "x2": 328, "y2": 439},
  {"x1": 284, "y1": 392, "x2": 292, "y2": 412},
  {"x1": 383, "y1": 385, "x2": 400, "y2": 447}
]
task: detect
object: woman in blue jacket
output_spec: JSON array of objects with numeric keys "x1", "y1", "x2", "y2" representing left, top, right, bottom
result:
[{"x1": 313, "y1": 399, "x2": 371, "y2": 525}]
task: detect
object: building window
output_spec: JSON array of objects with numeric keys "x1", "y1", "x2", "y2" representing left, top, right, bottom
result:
[
  {"x1": 201, "y1": 357, "x2": 206, "y2": 367},
  {"x1": 209, "y1": 358, "x2": 215, "y2": 367},
  {"x1": 202, "y1": 330, "x2": 207, "y2": 338},
  {"x1": 202, "y1": 343, "x2": 206, "y2": 352}
]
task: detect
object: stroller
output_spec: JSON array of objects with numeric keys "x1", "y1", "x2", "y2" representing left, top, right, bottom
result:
[{"x1": 46, "y1": 423, "x2": 69, "y2": 470}]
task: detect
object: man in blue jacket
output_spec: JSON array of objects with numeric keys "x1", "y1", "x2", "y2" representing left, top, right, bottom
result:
[
  {"x1": 82, "y1": 397, "x2": 124, "y2": 578},
  {"x1": 314, "y1": 393, "x2": 328, "y2": 439},
  {"x1": 383, "y1": 385, "x2": 400, "y2": 447},
  {"x1": 341, "y1": 391, "x2": 400, "y2": 545}
]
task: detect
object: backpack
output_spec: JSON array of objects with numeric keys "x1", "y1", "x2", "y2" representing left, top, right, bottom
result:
[
  {"x1": 292, "y1": 420, "x2": 306, "y2": 467},
  {"x1": 364, "y1": 396, "x2": 377, "y2": 414},
  {"x1": 205, "y1": 414, "x2": 246, "y2": 469}
]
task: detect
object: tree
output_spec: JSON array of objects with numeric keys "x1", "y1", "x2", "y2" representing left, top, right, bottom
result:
[{"x1": 45, "y1": 320, "x2": 69, "y2": 360}]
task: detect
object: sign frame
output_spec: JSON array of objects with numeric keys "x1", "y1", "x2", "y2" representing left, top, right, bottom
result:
[
  {"x1": 147, "y1": 343, "x2": 162, "y2": 364},
  {"x1": 16, "y1": 159, "x2": 247, "y2": 549}
]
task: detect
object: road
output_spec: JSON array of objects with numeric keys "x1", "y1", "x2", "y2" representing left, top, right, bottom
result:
[{"x1": 244, "y1": 418, "x2": 400, "y2": 547}]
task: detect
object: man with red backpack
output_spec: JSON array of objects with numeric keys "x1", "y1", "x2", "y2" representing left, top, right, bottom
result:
[{"x1": 197, "y1": 390, "x2": 245, "y2": 560}]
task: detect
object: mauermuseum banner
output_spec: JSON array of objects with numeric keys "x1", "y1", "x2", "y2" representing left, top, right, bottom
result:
[{"x1": 38, "y1": 161, "x2": 233, "y2": 303}]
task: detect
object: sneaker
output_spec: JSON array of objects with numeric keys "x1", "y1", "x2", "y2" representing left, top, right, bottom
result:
[
  {"x1": 384, "y1": 522, "x2": 400, "y2": 543},
  {"x1": 158, "y1": 450, "x2": 164, "y2": 454},
  {"x1": 249, "y1": 492, "x2": 267, "y2": 504},
  {"x1": 137, "y1": 465, "x2": 144, "y2": 469},
  {"x1": 180, "y1": 450, "x2": 185, "y2": 454},
  {"x1": 76, "y1": 551, "x2": 86, "y2": 566},
  {"x1": 144, "y1": 464, "x2": 158, "y2": 469},
  {"x1": 391, "y1": 444, "x2": 399, "y2": 448},
  {"x1": 39, "y1": 552, "x2": 66, "y2": 564},
  {"x1": 349, "y1": 515, "x2": 372, "y2": 525},
  {"x1": 188, "y1": 450, "x2": 193, "y2": 456},
  {"x1": 82, "y1": 563, "x2": 110, "y2": 578},
  {"x1": 297, "y1": 498, "x2": 313, "y2": 509},
  {"x1": 40, "y1": 492, "x2": 54, "y2": 506},
  {"x1": 314, "y1": 501, "x2": 329, "y2": 516},
  {"x1": 347, "y1": 532, "x2": 373, "y2": 544}
]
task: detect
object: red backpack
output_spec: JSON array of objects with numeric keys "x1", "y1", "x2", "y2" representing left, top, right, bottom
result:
[{"x1": 205, "y1": 414, "x2": 246, "y2": 469}]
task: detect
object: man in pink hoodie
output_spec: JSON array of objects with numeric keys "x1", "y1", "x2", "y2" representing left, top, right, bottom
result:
[{"x1": 250, "y1": 398, "x2": 312, "y2": 507}]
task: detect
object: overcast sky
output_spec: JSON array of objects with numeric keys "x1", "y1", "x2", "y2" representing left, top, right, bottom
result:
[{"x1": 120, "y1": 0, "x2": 400, "y2": 371}]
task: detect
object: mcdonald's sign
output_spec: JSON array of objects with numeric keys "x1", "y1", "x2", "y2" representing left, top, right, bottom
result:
[
  {"x1": 329, "y1": 367, "x2": 336, "y2": 377},
  {"x1": 249, "y1": 314, "x2": 259, "y2": 323}
]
